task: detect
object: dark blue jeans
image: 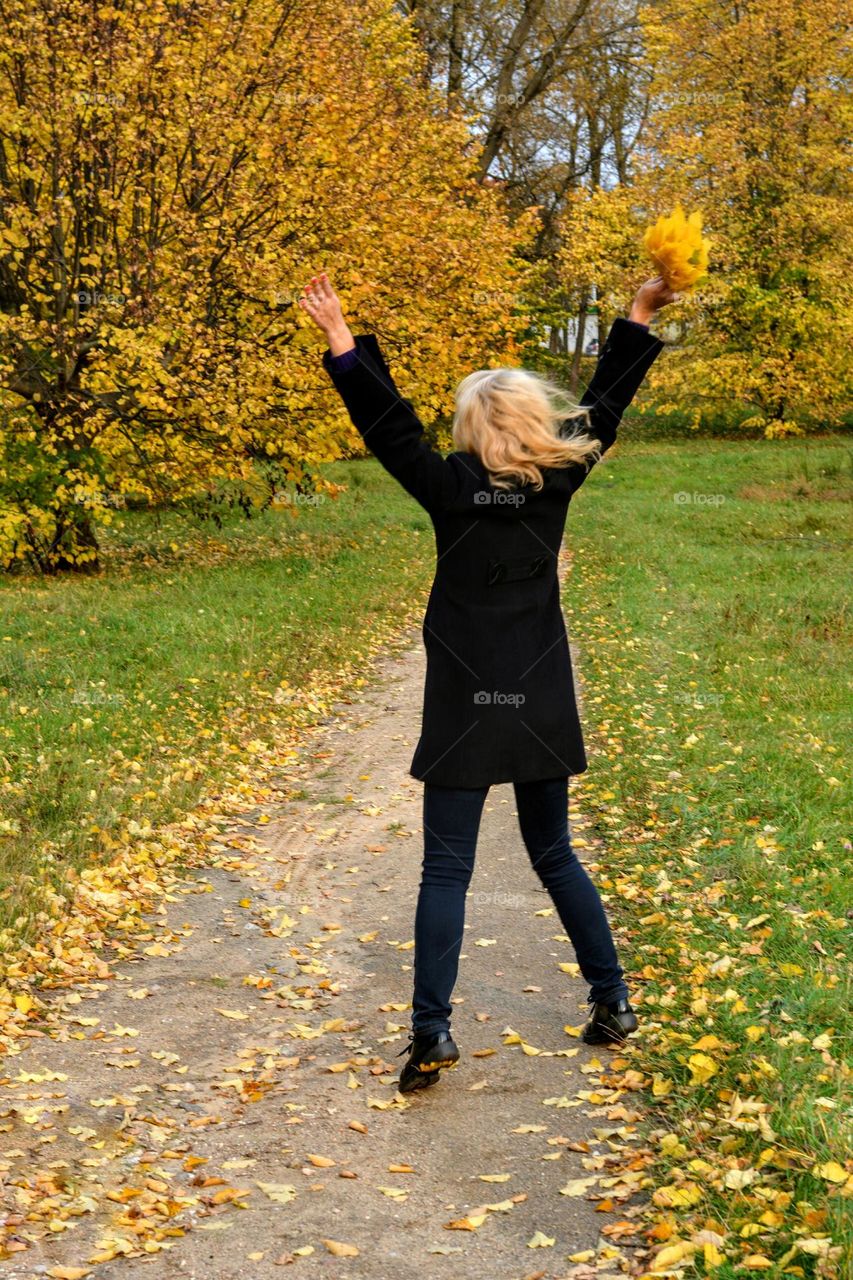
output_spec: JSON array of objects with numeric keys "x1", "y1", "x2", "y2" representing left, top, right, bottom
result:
[{"x1": 412, "y1": 775, "x2": 629, "y2": 1036}]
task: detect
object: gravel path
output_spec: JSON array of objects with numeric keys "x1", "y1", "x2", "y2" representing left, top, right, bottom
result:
[{"x1": 1, "y1": 630, "x2": 639, "y2": 1280}]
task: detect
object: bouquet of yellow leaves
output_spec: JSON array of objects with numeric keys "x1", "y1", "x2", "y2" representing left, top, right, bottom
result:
[{"x1": 643, "y1": 204, "x2": 710, "y2": 292}]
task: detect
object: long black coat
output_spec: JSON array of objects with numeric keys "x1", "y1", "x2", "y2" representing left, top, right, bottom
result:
[{"x1": 322, "y1": 318, "x2": 664, "y2": 788}]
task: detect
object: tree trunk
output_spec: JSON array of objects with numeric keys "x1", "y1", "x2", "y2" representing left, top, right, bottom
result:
[
  {"x1": 448, "y1": 1, "x2": 465, "y2": 98},
  {"x1": 48, "y1": 508, "x2": 101, "y2": 574},
  {"x1": 570, "y1": 295, "x2": 589, "y2": 394}
]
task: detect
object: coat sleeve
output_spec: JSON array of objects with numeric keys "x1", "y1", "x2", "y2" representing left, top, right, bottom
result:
[
  {"x1": 564, "y1": 316, "x2": 665, "y2": 494},
  {"x1": 321, "y1": 333, "x2": 473, "y2": 514}
]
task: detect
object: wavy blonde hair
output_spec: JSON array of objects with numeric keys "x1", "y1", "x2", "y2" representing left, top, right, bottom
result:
[{"x1": 451, "y1": 366, "x2": 601, "y2": 491}]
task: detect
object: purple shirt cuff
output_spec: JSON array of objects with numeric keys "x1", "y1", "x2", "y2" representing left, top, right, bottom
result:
[
  {"x1": 327, "y1": 344, "x2": 359, "y2": 371},
  {"x1": 625, "y1": 318, "x2": 649, "y2": 330}
]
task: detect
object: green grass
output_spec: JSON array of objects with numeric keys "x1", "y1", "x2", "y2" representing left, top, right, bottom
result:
[
  {"x1": 0, "y1": 460, "x2": 434, "y2": 941},
  {"x1": 563, "y1": 431, "x2": 851, "y2": 1275},
  {"x1": 1, "y1": 427, "x2": 849, "y2": 1268}
]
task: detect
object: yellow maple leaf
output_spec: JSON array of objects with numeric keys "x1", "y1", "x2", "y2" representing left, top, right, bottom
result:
[{"x1": 687, "y1": 1052, "x2": 717, "y2": 1084}]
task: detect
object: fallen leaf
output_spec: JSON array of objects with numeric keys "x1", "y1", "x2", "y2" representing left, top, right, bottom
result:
[
  {"x1": 814, "y1": 1160, "x2": 847, "y2": 1183},
  {"x1": 527, "y1": 1230, "x2": 555, "y2": 1248},
  {"x1": 652, "y1": 1240, "x2": 696, "y2": 1270},
  {"x1": 445, "y1": 1213, "x2": 488, "y2": 1230},
  {"x1": 561, "y1": 1177, "x2": 598, "y2": 1197},
  {"x1": 256, "y1": 1181, "x2": 297, "y2": 1204},
  {"x1": 321, "y1": 1239, "x2": 359, "y2": 1257},
  {"x1": 687, "y1": 1052, "x2": 717, "y2": 1085}
]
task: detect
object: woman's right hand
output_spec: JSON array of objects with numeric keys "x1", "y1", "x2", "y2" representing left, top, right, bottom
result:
[
  {"x1": 629, "y1": 275, "x2": 680, "y2": 326},
  {"x1": 299, "y1": 272, "x2": 356, "y2": 355}
]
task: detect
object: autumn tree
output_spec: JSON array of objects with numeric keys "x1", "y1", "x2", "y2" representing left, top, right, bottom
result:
[
  {"x1": 0, "y1": 0, "x2": 533, "y2": 572},
  {"x1": 401, "y1": 1, "x2": 652, "y2": 374},
  {"x1": 558, "y1": 0, "x2": 852, "y2": 433}
]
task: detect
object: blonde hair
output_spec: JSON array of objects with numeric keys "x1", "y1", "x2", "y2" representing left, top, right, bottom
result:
[{"x1": 451, "y1": 366, "x2": 601, "y2": 491}]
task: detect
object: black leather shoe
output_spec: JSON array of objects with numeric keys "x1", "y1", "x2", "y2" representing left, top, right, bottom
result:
[
  {"x1": 582, "y1": 998, "x2": 639, "y2": 1045},
  {"x1": 396, "y1": 1030, "x2": 459, "y2": 1093}
]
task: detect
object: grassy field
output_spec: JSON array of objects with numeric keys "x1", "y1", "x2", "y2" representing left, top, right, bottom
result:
[
  {"x1": 0, "y1": 462, "x2": 435, "y2": 941},
  {"x1": 1, "y1": 430, "x2": 850, "y2": 1272},
  {"x1": 563, "y1": 431, "x2": 851, "y2": 1275}
]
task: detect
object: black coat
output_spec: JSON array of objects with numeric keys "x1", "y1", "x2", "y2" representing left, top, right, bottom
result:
[{"x1": 322, "y1": 318, "x2": 664, "y2": 788}]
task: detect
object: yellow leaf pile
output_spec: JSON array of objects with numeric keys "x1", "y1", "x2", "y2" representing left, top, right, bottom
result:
[{"x1": 643, "y1": 204, "x2": 710, "y2": 291}]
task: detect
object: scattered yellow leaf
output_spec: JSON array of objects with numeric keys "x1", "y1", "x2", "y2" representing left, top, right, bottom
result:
[
  {"x1": 687, "y1": 1052, "x2": 717, "y2": 1085},
  {"x1": 527, "y1": 1230, "x2": 555, "y2": 1248},
  {"x1": 321, "y1": 1240, "x2": 359, "y2": 1257}
]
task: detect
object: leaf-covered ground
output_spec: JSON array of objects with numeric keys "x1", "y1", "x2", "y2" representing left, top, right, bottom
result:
[
  {"x1": 0, "y1": 619, "x2": 641, "y2": 1278},
  {"x1": 563, "y1": 434, "x2": 851, "y2": 1276},
  {"x1": 1, "y1": 435, "x2": 850, "y2": 1277},
  {"x1": 0, "y1": 459, "x2": 436, "y2": 944}
]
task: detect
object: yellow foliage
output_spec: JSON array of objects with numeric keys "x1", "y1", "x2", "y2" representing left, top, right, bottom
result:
[
  {"x1": 0, "y1": 0, "x2": 535, "y2": 569},
  {"x1": 642, "y1": 205, "x2": 710, "y2": 291},
  {"x1": 556, "y1": 0, "x2": 852, "y2": 435}
]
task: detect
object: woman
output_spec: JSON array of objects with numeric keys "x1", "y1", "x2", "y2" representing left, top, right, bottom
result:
[{"x1": 299, "y1": 271, "x2": 677, "y2": 1093}]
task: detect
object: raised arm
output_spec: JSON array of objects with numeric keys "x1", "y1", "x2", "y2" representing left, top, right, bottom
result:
[
  {"x1": 566, "y1": 276, "x2": 678, "y2": 493},
  {"x1": 299, "y1": 273, "x2": 471, "y2": 513}
]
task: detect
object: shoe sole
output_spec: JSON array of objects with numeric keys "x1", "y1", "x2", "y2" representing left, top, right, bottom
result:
[
  {"x1": 398, "y1": 1050, "x2": 459, "y2": 1093},
  {"x1": 417, "y1": 1054, "x2": 459, "y2": 1073},
  {"x1": 398, "y1": 1065, "x2": 450, "y2": 1093},
  {"x1": 582, "y1": 1021, "x2": 637, "y2": 1046}
]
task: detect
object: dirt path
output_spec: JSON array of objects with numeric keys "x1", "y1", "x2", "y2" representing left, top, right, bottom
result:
[{"x1": 1, "y1": 630, "x2": 642, "y2": 1280}]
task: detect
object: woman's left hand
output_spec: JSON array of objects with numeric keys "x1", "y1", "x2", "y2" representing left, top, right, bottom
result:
[{"x1": 629, "y1": 275, "x2": 681, "y2": 326}]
